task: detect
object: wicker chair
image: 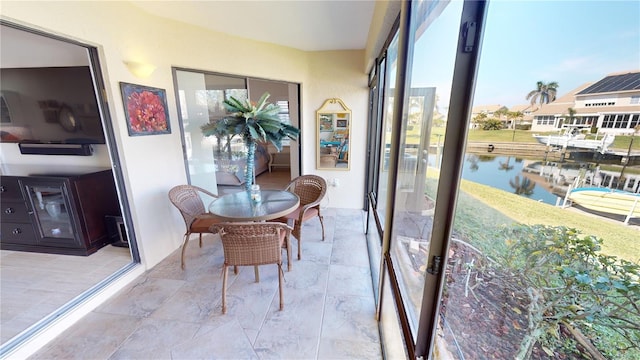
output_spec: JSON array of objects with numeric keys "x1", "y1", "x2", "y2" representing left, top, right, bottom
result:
[
  {"x1": 168, "y1": 185, "x2": 222, "y2": 270},
  {"x1": 212, "y1": 222, "x2": 292, "y2": 314},
  {"x1": 275, "y1": 175, "x2": 327, "y2": 260}
]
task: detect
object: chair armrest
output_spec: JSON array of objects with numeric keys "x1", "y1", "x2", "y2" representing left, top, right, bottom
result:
[
  {"x1": 193, "y1": 185, "x2": 218, "y2": 199},
  {"x1": 273, "y1": 222, "x2": 294, "y2": 232},
  {"x1": 295, "y1": 202, "x2": 321, "y2": 223},
  {"x1": 196, "y1": 213, "x2": 221, "y2": 220}
]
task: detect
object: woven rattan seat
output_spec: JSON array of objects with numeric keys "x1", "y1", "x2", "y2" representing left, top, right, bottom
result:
[
  {"x1": 212, "y1": 222, "x2": 292, "y2": 314},
  {"x1": 275, "y1": 175, "x2": 326, "y2": 260},
  {"x1": 168, "y1": 185, "x2": 222, "y2": 269}
]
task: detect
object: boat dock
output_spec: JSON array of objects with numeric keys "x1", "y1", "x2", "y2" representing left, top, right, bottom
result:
[
  {"x1": 464, "y1": 141, "x2": 640, "y2": 165},
  {"x1": 461, "y1": 142, "x2": 562, "y2": 159}
]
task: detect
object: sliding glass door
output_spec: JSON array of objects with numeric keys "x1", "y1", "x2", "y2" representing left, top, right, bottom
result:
[
  {"x1": 388, "y1": 0, "x2": 467, "y2": 349},
  {"x1": 367, "y1": 0, "x2": 487, "y2": 357},
  {"x1": 174, "y1": 70, "x2": 247, "y2": 194},
  {"x1": 0, "y1": 22, "x2": 136, "y2": 356},
  {"x1": 434, "y1": 1, "x2": 640, "y2": 359},
  {"x1": 173, "y1": 69, "x2": 301, "y2": 193},
  {"x1": 371, "y1": 1, "x2": 638, "y2": 358}
]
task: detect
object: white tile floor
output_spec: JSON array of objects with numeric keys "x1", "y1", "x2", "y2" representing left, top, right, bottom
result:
[
  {"x1": 28, "y1": 208, "x2": 382, "y2": 359},
  {"x1": 0, "y1": 245, "x2": 132, "y2": 344}
]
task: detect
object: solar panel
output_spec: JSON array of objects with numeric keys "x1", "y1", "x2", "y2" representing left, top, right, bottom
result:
[{"x1": 577, "y1": 72, "x2": 640, "y2": 94}]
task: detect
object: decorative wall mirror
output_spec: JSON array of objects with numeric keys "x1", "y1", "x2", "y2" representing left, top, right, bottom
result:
[{"x1": 316, "y1": 98, "x2": 351, "y2": 170}]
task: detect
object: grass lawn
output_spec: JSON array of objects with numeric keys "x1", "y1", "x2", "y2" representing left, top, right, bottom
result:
[
  {"x1": 414, "y1": 127, "x2": 640, "y2": 151},
  {"x1": 465, "y1": 129, "x2": 539, "y2": 143},
  {"x1": 458, "y1": 179, "x2": 640, "y2": 263}
]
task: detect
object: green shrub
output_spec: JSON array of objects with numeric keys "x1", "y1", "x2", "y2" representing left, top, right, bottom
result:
[
  {"x1": 482, "y1": 118, "x2": 504, "y2": 130},
  {"x1": 498, "y1": 225, "x2": 640, "y2": 359}
]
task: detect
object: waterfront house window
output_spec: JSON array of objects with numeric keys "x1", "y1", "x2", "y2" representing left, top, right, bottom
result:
[
  {"x1": 602, "y1": 114, "x2": 615, "y2": 128},
  {"x1": 584, "y1": 115, "x2": 597, "y2": 125},
  {"x1": 619, "y1": 114, "x2": 630, "y2": 128},
  {"x1": 535, "y1": 115, "x2": 555, "y2": 125}
]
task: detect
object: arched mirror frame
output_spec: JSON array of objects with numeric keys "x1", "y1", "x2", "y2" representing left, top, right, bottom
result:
[{"x1": 316, "y1": 98, "x2": 351, "y2": 170}]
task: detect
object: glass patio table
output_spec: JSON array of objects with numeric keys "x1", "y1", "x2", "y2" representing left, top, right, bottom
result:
[{"x1": 208, "y1": 189, "x2": 299, "y2": 221}]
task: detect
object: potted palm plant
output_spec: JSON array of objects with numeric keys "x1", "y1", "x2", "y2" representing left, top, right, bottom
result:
[{"x1": 201, "y1": 92, "x2": 300, "y2": 191}]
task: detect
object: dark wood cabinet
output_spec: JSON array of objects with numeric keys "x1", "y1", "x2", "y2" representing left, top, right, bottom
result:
[
  {"x1": 0, "y1": 168, "x2": 120, "y2": 256},
  {"x1": 1, "y1": 177, "x2": 37, "y2": 246}
]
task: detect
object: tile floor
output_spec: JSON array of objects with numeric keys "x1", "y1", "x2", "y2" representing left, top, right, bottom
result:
[
  {"x1": 0, "y1": 245, "x2": 132, "y2": 344},
  {"x1": 29, "y1": 208, "x2": 382, "y2": 359},
  {"x1": 0, "y1": 169, "x2": 293, "y2": 345}
]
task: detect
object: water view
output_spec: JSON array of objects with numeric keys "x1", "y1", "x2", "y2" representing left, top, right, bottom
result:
[
  {"x1": 461, "y1": 154, "x2": 561, "y2": 205},
  {"x1": 459, "y1": 153, "x2": 640, "y2": 208}
]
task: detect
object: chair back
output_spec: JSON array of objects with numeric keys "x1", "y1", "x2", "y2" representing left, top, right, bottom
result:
[
  {"x1": 168, "y1": 185, "x2": 212, "y2": 228},
  {"x1": 217, "y1": 222, "x2": 288, "y2": 267},
  {"x1": 285, "y1": 175, "x2": 327, "y2": 207}
]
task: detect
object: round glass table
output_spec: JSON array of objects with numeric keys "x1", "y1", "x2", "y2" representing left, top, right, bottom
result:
[{"x1": 208, "y1": 189, "x2": 300, "y2": 221}]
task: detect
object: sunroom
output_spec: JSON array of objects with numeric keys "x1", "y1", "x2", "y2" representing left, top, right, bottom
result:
[{"x1": 2, "y1": 1, "x2": 637, "y2": 359}]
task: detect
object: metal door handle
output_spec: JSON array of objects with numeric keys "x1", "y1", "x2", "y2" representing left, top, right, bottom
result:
[
  {"x1": 12, "y1": 228, "x2": 22, "y2": 235},
  {"x1": 5, "y1": 207, "x2": 15, "y2": 214}
]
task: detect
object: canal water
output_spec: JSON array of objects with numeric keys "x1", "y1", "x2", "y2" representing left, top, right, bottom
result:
[{"x1": 460, "y1": 154, "x2": 561, "y2": 206}]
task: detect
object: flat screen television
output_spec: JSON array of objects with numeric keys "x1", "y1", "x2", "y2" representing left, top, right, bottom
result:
[{"x1": 0, "y1": 66, "x2": 105, "y2": 144}]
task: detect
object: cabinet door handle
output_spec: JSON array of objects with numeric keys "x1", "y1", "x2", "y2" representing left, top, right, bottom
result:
[
  {"x1": 12, "y1": 228, "x2": 22, "y2": 235},
  {"x1": 0, "y1": 185, "x2": 5, "y2": 192},
  {"x1": 5, "y1": 207, "x2": 15, "y2": 214}
]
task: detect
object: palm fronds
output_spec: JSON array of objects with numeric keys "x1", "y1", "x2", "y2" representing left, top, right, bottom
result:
[
  {"x1": 526, "y1": 81, "x2": 559, "y2": 106},
  {"x1": 200, "y1": 92, "x2": 300, "y2": 189}
]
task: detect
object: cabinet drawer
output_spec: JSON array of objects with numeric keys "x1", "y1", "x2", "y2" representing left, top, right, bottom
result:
[
  {"x1": 0, "y1": 199, "x2": 31, "y2": 222},
  {"x1": 1, "y1": 202, "x2": 31, "y2": 223},
  {"x1": 0, "y1": 177, "x2": 23, "y2": 201},
  {"x1": 1, "y1": 222, "x2": 37, "y2": 245}
]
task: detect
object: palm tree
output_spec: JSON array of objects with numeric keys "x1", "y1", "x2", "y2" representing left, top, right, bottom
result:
[
  {"x1": 564, "y1": 107, "x2": 577, "y2": 128},
  {"x1": 201, "y1": 92, "x2": 300, "y2": 190},
  {"x1": 204, "y1": 118, "x2": 236, "y2": 160},
  {"x1": 508, "y1": 111, "x2": 524, "y2": 130},
  {"x1": 472, "y1": 112, "x2": 488, "y2": 129},
  {"x1": 494, "y1": 106, "x2": 509, "y2": 120},
  {"x1": 508, "y1": 111, "x2": 524, "y2": 141},
  {"x1": 526, "y1": 81, "x2": 559, "y2": 106},
  {"x1": 499, "y1": 156, "x2": 514, "y2": 171},
  {"x1": 466, "y1": 154, "x2": 480, "y2": 172},
  {"x1": 509, "y1": 175, "x2": 536, "y2": 196}
]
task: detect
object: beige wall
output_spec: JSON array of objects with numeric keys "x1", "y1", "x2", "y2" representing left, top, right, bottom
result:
[
  {"x1": 306, "y1": 50, "x2": 368, "y2": 208},
  {"x1": 1, "y1": 1, "x2": 368, "y2": 268}
]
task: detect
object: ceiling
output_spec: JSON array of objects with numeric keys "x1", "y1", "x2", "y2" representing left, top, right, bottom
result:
[{"x1": 130, "y1": 0, "x2": 377, "y2": 52}]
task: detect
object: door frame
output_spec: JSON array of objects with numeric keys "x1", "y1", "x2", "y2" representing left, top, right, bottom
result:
[{"x1": 0, "y1": 20, "x2": 140, "y2": 357}]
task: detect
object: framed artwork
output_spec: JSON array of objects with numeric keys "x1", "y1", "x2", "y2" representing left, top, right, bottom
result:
[
  {"x1": 120, "y1": 82, "x2": 171, "y2": 136},
  {"x1": 336, "y1": 119, "x2": 348, "y2": 128},
  {"x1": 319, "y1": 114, "x2": 333, "y2": 131}
]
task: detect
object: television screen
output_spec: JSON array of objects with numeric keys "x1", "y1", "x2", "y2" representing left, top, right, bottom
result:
[{"x1": 0, "y1": 66, "x2": 105, "y2": 144}]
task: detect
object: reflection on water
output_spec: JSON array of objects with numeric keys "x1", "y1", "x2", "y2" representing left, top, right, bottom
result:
[
  {"x1": 462, "y1": 155, "x2": 561, "y2": 205},
  {"x1": 459, "y1": 154, "x2": 640, "y2": 206}
]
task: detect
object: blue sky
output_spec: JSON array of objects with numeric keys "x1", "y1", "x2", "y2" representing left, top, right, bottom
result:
[
  {"x1": 475, "y1": 0, "x2": 640, "y2": 107},
  {"x1": 411, "y1": 0, "x2": 640, "y2": 109}
]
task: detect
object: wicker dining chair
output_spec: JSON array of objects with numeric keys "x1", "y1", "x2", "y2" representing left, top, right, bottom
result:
[
  {"x1": 168, "y1": 185, "x2": 222, "y2": 270},
  {"x1": 275, "y1": 174, "x2": 327, "y2": 260},
  {"x1": 212, "y1": 222, "x2": 292, "y2": 314}
]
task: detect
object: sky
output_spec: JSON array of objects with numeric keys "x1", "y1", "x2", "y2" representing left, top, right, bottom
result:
[{"x1": 411, "y1": 0, "x2": 640, "y2": 109}]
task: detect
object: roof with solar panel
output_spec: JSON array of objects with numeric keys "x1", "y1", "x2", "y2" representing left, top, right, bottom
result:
[{"x1": 576, "y1": 71, "x2": 640, "y2": 95}]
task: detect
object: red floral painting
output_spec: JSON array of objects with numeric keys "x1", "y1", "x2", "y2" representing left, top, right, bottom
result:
[{"x1": 120, "y1": 83, "x2": 171, "y2": 136}]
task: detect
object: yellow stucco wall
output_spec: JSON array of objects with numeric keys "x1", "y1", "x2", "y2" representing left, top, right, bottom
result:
[{"x1": 1, "y1": 1, "x2": 369, "y2": 268}]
